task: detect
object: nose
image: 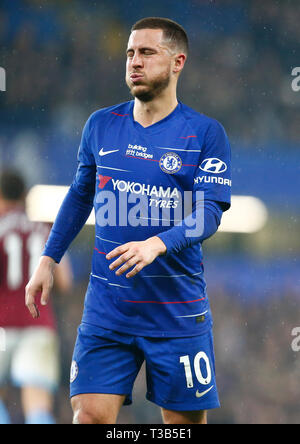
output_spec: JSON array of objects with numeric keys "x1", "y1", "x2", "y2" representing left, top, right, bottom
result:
[{"x1": 131, "y1": 52, "x2": 143, "y2": 69}]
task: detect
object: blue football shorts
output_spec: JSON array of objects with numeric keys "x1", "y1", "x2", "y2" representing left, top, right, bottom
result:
[{"x1": 70, "y1": 322, "x2": 220, "y2": 411}]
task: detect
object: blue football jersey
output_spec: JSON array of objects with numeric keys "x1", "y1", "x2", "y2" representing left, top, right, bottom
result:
[{"x1": 77, "y1": 100, "x2": 231, "y2": 337}]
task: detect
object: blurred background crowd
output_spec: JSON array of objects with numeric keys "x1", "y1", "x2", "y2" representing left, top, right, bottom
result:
[
  {"x1": 0, "y1": 0, "x2": 300, "y2": 424},
  {"x1": 1, "y1": 0, "x2": 299, "y2": 145}
]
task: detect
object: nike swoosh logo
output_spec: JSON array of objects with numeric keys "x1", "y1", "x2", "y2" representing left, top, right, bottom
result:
[
  {"x1": 195, "y1": 385, "x2": 214, "y2": 398},
  {"x1": 99, "y1": 148, "x2": 119, "y2": 156}
]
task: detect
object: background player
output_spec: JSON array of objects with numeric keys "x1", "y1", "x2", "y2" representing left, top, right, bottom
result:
[
  {"x1": 0, "y1": 169, "x2": 73, "y2": 424},
  {"x1": 25, "y1": 18, "x2": 231, "y2": 424}
]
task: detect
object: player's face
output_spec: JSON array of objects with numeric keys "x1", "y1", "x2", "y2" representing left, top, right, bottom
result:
[{"x1": 126, "y1": 29, "x2": 174, "y2": 102}]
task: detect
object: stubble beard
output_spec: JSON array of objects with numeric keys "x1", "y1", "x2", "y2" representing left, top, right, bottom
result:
[{"x1": 127, "y1": 71, "x2": 171, "y2": 103}]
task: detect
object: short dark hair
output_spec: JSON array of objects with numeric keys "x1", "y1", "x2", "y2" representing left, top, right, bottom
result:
[
  {"x1": 131, "y1": 17, "x2": 189, "y2": 55},
  {"x1": 0, "y1": 169, "x2": 26, "y2": 201}
]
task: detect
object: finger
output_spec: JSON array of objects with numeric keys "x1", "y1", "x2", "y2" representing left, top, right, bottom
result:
[
  {"x1": 41, "y1": 286, "x2": 51, "y2": 306},
  {"x1": 25, "y1": 288, "x2": 40, "y2": 319},
  {"x1": 33, "y1": 304, "x2": 40, "y2": 318},
  {"x1": 109, "y1": 251, "x2": 135, "y2": 271},
  {"x1": 26, "y1": 299, "x2": 39, "y2": 318},
  {"x1": 115, "y1": 257, "x2": 139, "y2": 276},
  {"x1": 106, "y1": 244, "x2": 130, "y2": 261},
  {"x1": 126, "y1": 262, "x2": 144, "y2": 279}
]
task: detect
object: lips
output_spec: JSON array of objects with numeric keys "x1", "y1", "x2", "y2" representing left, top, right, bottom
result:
[{"x1": 130, "y1": 73, "x2": 144, "y2": 83}]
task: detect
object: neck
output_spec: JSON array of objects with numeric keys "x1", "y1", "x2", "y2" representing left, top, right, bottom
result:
[{"x1": 133, "y1": 88, "x2": 178, "y2": 128}]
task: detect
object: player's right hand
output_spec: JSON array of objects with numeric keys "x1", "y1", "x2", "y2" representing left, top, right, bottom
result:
[{"x1": 25, "y1": 256, "x2": 56, "y2": 319}]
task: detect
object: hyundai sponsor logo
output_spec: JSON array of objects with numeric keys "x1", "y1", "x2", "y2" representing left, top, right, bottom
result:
[
  {"x1": 194, "y1": 176, "x2": 232, "y2": 187},
  {"x1": 200, "y1": 158, "x2": 227, "y2": 174}
]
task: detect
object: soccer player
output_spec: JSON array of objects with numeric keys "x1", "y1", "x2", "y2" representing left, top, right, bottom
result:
[
  {"x1": 0, "y1": 169, "x2": 73, "y2": 424},
  {"x1": 25, "y1": 17, "x2": 231, "y2": 424}
]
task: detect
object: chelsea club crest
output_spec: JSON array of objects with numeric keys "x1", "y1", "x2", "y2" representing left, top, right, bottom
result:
[
  {"x1": 159, "y1": 152, "x2": 182, "y2": 174},
  {"x1": 70, "y1": 360, "x2": 78, "y2": 383}
]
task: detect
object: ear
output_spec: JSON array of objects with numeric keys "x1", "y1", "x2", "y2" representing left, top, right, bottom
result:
[{"x1": 173, "y1": 53, "x2": 186, "y2": 74}]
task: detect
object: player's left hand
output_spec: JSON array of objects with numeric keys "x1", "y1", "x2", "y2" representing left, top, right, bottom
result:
[{"x1": 106, "y1": 236, "x2": 167, "y2": 279}]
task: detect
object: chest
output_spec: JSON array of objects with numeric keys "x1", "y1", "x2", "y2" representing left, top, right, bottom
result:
[{"x1": 91, "y1": 118, "x2": 204, "y2": 193}]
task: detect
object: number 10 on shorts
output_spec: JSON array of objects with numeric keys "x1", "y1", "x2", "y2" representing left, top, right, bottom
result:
[{"x1": 180, "y1": 352, "x2": 212, "y2": 388}]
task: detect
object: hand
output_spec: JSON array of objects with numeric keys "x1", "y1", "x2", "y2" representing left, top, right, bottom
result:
[
  {"x1": 106, "y1": 236, "x2": 167, "y2": 279},
  {"x1": 25, "y1": 256, "x2": 56, "y2": 318}
]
